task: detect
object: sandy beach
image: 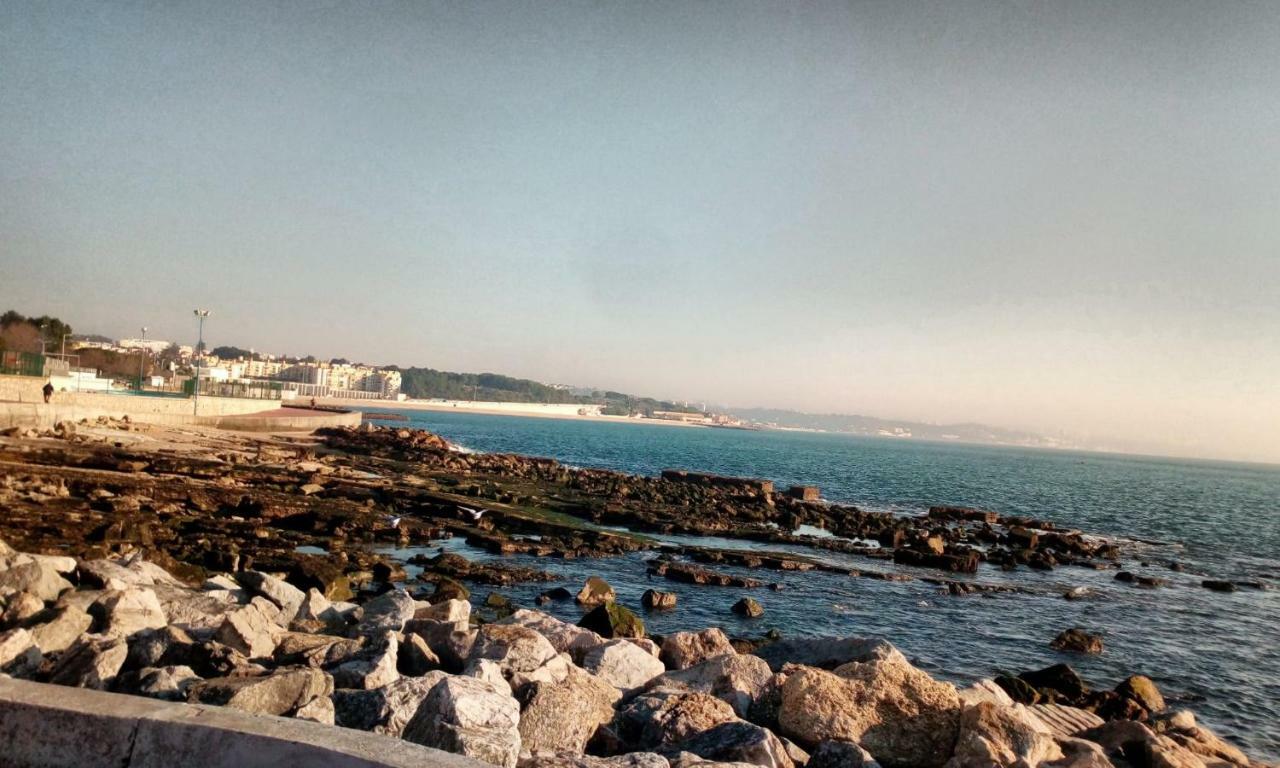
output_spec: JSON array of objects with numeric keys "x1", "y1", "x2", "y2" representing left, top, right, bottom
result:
[{"x1": 314, "y1": 397, "x2": 709, "y2": 428}]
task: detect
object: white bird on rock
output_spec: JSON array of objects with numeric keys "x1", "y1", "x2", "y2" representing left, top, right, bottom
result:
[{"x1": 458, "y1": 506, "x2": 488, "y2": 522}]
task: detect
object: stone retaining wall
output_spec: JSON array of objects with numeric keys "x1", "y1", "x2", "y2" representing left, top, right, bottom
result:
[
  {"x1": 0, "y1": 401, "x2": 361, "y2": 431},
  {"x1": 0, "y1": 677, "x2": 482, "y2": 768}
]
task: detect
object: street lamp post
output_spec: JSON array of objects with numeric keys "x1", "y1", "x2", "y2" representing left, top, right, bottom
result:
[
  {"x1": 138, "y1": 326, "x2": 148, "y2": 390},
  {"x1": 192, "y1": 310, "x2": 210, "y2": 415}
]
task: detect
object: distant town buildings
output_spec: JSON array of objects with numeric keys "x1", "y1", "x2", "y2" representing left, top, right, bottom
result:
[
  {"x1": 63, "y1": 335, "x2": 403, "y2": 401},
  {"x1": 116, "y1": 338, "x2": 173, "y2": 354}
]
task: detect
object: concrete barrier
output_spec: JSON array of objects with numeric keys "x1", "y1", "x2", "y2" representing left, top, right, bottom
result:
[
  {"x1": 0, "y1": 677, "x2": 482, "y2": 768},
  {"x1": 0, "y1": 402, "x2": 361, "y2": 432}
]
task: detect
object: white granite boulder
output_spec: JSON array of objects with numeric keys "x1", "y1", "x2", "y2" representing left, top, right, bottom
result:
[
  {"x1": 584, "y1": 639, "x2": 667, "y2": 693},
  {"x1": 403, "y1": 675, "x2": 522, "y2": 768},
  {"x1": 649, "y1": 653, "x2": 774, "y2": 717}
]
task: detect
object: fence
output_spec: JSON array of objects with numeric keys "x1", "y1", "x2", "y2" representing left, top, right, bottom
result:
[
  {"x1": 0, "y1": 351, "x2": 45, "y2": 377},
  {"x1": 182, "y1": 378, "x2": 283, "y2": 400}
]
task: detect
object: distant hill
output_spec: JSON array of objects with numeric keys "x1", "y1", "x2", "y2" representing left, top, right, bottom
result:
[
  {"x1": 728, "y1": 407, "x2": 1064, "y2": 448},
  {"x1": 389, "y1": 367, "x2": 700, "y2": 416}
]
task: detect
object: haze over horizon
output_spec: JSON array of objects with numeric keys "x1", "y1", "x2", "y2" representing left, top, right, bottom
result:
[{"x1": 3, "y1": 1, "x2": 1278, "y2": 464}]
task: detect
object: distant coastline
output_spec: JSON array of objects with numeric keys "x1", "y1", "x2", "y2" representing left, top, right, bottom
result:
[{"x1": 315, "y1": 397, "x2": 705, "y2": 428}]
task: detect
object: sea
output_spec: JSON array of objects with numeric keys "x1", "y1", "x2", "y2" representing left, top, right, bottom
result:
[{"x1": 363, "y1": 408, "x2": 1280, "y2": 759}]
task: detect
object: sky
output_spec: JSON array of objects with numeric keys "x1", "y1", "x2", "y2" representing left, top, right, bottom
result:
[{"x1": 2, "y1": 1, "x2": 1278, "y2": 463}]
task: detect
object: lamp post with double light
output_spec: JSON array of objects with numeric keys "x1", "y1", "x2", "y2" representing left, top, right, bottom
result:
[{"x1": 192, "y1": 310, "x2": 210, "y2": 415}]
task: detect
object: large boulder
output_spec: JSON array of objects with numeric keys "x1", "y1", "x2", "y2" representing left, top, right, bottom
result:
[
  {"x1": 957, "y1": 680, "x2": 1015, "y2": 709},
  {"x1": 520, "y1": 755, "x2": 670, "y2": 768},
  {"x1": 777, "y1": 654, "x2": 961, "y2": 768},
  {"x1": 77, "y1": 555, "x2": 182, "y2": 589},
  {"x1": 579, "y1": 603, "x2": 645, "y2": 639},
  {"x1": 1051, "y1": 737, "x2": 1115, "y2": 768},
  {"x1": 332, "y1": 630, "x2": 399, "y2": 690},
  {"x1": 91, "y1": 587, "x2": 168, "y2": 638},
  {"x1": 49, "y1": 635, "x2": 128, "y2": 689},
  {"x1": 1051, "y1": 629, "x2": 1104, "y2": 655},
  {"x1": 356, "y1": 588, "x2": 417, "y2": 636},
  {"x1": 503, "y1": 609, "x2": 605, "y2": 661},
  {"x1": 649, "y1": 653, "x2": 774, "y2": 717},
  {"x1": 1150, "y1": 710, "x2": 1250, "y2": 767},
  {"x1": 1115, "y1": 675, "x2": 1165, "y2": 714},
  {"x1": 133, "y1": 665, "x2": 202, "y2": 701},
  {"x1": 151, "y1": 584, "x2": 239, "y2": 633},
  {"x1": 576, "y1": 577, "x2": 616, "y2": 606},
  {"x1": 1081, "y1": 720, "x2": 1211, "y2": 768},
  {"x1": 661, "y1": 629, "x2": 736, "y2": 670},
  {"x1": 1, "y1": 590, "x2": 44, "y2": 627},
  {"x1": 30, "y1": 605, "x2": 93, "y2": 653},
  {"x1": 519, "y1": 664, "x2": 622, "y2": 753},
  {"x1": 753, "y1": 636, "x2": 899, "y2": 672},
  {"x1": 615, "y1": 692, "x2": 739, "y2": 750},
  {"x1": 0, "y1": 560, "x2": 72, "y2": 602},
  {"x1": 468, "y1": 623, "x2": 562, "y2": 689},
  {"x1": 407, "y1": 617, "x2": 477, "y2": 672},
  {"x1": 806, "y1": 741, "x2": 881, "y2": 768},
  {"x1": 0, "y1": 627, "x2": 42, "y2": 676},
  {"x1": 213, "y1": 597, "x2": 283, "y2": 658},
  {"x1": 377, "y1": 671, "x2": 450, "y2": 736},
  {"x1": 333, "y1": 670, "x2": 450, "y2": 735},
  {"x1": 945, "y1": 702, "x2": 1063, "y2": 768},
  {"x1": 272, "y1": 631, "x2": 364, "y2": 669},
  {"x1": 664, "y1": 721, "x2": 794, "y2": 768},
  {"x1": 400, "y1": 631, "x2": 442, "y2": 675},
  {"x1": 642, "y1": 589, "x2": 678, "y2": 610},
  {"x1": 1019, "y1": 664, "x2": 1087, "y2": 702},
  {"x1": 237, "y1": 571, "x2": 306, "y2": 622},
  {"x1": 584, "y1": 639, "x2": 668, "y2": 693},
  {"x1": 187, "y1": 667, "x2": 333, "y2": 719},
  {"x1": 417, "y1": 597, "x2": 472, "y2": 623},
  {"x1": 403, "y1": 675, "x2": 522, "y2": 768}
]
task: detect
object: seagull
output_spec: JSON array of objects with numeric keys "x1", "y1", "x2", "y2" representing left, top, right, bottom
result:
[{"x1": 458, "y1": 506, "x2": 488, "y2": 522}]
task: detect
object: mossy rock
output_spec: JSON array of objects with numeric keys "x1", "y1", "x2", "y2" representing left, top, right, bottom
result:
[
  {"x1": 430, "y1": 576, "x2": 470, "y2": 604},
  {"x1": 1116, "y1": 674, "x2": 1165, "y2": 713},
  {"x1": 484, "y1": 592, "x2": 515, "y2": 618},
  {"x1": 578, "y1": 602, "x2": 645, "y2": 639},
  {"x1": 575, "y1": 576, "x2": 616, "y2": 606}
]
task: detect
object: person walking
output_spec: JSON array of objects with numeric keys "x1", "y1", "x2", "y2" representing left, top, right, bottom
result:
[{"x1": 42, "y1": 381, "x2": 54, "y2": 403}]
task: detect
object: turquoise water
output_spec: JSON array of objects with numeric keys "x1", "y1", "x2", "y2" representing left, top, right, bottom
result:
[{"x1": 366, "y1": 408, "x2": 1280, "y2": 758}]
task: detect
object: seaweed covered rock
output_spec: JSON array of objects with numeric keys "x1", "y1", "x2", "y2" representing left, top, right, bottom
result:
[
  {"x1": 576, "y1": 577, "x2": 616, "y2": 606},
  {"x1": 579, "y1": 602, "x2": 645, "y2": 639}
]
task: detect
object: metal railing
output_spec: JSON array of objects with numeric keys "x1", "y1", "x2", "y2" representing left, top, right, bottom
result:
[
  {"x1": 182, "y1": 378, "x2": 283, "y2": 400},
  {"x1": 0, "y1": 351, "x2": 45, "y2": 377}
]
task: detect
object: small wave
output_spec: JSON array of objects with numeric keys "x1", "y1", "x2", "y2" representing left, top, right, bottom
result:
[{"x1": 450, "y1": 443, "x2": 483, "y2": 455}]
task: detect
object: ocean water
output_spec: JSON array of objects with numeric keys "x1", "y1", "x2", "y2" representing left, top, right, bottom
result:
[{"x1": 366, "y1": 408, "x2": 1280, "y2": 759}]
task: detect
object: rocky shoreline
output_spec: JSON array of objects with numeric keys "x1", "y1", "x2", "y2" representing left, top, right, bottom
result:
[{"x1": 0, "y1": 420, "x2": 1275, "y2": 767}]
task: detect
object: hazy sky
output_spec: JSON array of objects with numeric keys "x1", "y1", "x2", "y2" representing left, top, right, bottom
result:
[{"x1": 2, "y1": 1, "x2": 1278, "y2": 463}]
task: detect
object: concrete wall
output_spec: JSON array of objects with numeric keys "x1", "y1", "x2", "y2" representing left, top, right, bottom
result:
[
  {"x1": 0, "y1": 401, "x2": 361, "y2": 432},
  {"x1": 0, "y1": 677, "x2": 482, "y2": 768},
  {"x1": 0, "y1": 375, "x2": 43, "y2": 403},
  {"x1": 64, "y1": 391, "x2": 275, "y2": 416}
]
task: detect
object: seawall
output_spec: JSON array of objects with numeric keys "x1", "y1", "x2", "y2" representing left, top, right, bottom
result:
[{"x1": 0, "y1": 677, "x2": 482, "y2": 768}]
